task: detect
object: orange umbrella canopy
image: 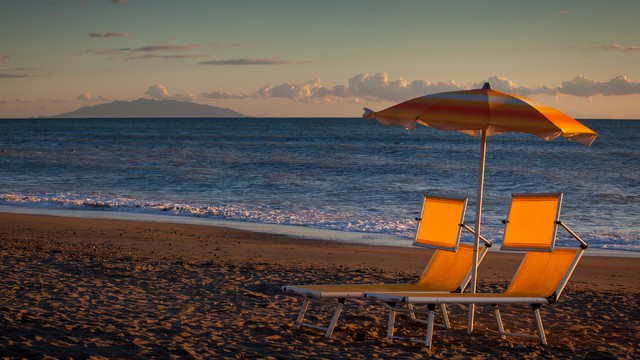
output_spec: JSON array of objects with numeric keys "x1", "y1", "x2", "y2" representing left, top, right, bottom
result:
[{"x1": 363, "y1": 83, "x2": 597, "y2": 146}]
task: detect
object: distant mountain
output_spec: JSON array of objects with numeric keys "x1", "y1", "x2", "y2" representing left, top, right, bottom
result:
[{"x1": 48, "y1": 98, "x2": 246, "y2": 118}]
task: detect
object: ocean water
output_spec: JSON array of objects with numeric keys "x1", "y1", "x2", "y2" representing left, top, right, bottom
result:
[{"x1": 0, "y1": 118, "x2": 638, "y2": 252}]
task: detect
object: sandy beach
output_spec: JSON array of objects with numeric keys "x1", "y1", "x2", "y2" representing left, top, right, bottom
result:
[{"x1": 1, "y1": 212, "x2": 638, "y2": 359}]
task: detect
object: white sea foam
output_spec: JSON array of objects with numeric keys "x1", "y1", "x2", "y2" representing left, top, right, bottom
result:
[{"x1": 1, "y1": 192, "x2": 637, "y2": 253}]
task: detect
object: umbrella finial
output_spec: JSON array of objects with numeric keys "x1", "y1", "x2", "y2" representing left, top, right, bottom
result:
[
  {"x1": 362, "y1": 107, "x2": 375, "y2": 120},
  {"x1": 482, "y1": 82, "x2": 491, "y2": 90}
]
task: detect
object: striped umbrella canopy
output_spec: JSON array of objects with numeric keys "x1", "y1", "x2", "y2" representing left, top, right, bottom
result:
[
  {"x1": 363, "y1": 82, "x2": 597, "y2": 146},
  {"x1": 362, "y1": 82, "x2": 597, "y2": 332}
]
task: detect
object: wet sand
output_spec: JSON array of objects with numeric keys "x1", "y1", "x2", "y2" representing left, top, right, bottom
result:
[{"x1": 1, "y1": 212, "x2": 638, "y2": 359}]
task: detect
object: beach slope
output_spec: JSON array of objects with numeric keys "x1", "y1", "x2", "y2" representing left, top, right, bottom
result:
[{"x1": 1, "y1": 213, "x2": 638, "y2": 359}]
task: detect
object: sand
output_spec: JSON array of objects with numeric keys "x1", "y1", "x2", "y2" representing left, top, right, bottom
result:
[{"x1": 1, "y1": 212, "x2": 638, "y2": 359}]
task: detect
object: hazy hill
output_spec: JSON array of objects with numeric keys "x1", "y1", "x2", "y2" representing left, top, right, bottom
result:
[{"x1": 48, "y1": 98, "x2": 246, "y2": 118}]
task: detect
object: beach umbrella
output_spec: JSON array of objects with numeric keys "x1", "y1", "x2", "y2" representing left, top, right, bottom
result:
[{"x1": 362, "y1": 82, "x2": 597, "y2": 332}]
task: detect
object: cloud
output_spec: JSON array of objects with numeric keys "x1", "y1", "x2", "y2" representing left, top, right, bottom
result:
[
  {"x1": 145, "y1": 84, "x2": 170, "y2": 99},
  {"x1": 202, "y1": 73, "x2": 640, "y2": 107},
  {"x1": 77, "y1": 91, "x2": 109, "y2": 102},
  {"x1": 203, "y1": 79, "x2": 344, "y2": 103},
  {"x1": 87, "y1": 48, "x2": 127, "y2": 57},
  {"x1": 579, "y1": 43, "x2": 640, "y2": 52},
  {"x1": 559, "y1": 10, "x2": 570, "y2": 15},
  {"x1": 559, "y1": 75, "x2": 640, "y2": 97},
  {"x1": 145, "y1": 84, "x2": 196, "y2": 101},
  {"x1": 257, "y1": 79, "x2": 339, "y2": 103},
  {"x1": 199, "y1": 58, "x2": 296, "y2": 65},
  {"x1": 88, "y1": 43, "x2": 198, "y2": 60},
  {"x1": 601, "y1": 43, "x2": 640, "y2": 52},
  {"x1": 121, "y1": 44, "x2": 197, "y2": 52},
  {"x1": 111, "y1": 0, "x2": 127, "y2": 4},
  {"x1": 471, "y1": 75, "x2": 557, "y2": 97},
  {"x1": 89, "y1": 32, "x2": 131, "y2": 38},
  {"x1": 201, "y1": 91, "x2": 253, "y2": 100},
  {"x1": 346, "y1": 73, "x2": 466, "y2": 102},
  {"x1": 127, "y1": 54, "x2": 201, "y2": 60},
  {"x1": 173, "y1": 93, "x2": 197, "y2": 102},
  {"x1": 202, "y1": 73, "x2": 462, "y2": 104},
  {"x1": 0, "y1": 72, "x2": 34, "y2": 79},
  {"x1": 0, "y1": 54, "x2": 8, "y2": 60}
]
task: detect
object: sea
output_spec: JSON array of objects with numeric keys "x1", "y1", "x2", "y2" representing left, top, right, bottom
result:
[{"x1": 0, "y1": 118, "x2": 638, "y2": 254}]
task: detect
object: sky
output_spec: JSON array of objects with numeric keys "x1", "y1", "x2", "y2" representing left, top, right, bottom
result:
[{"x1": 1, "y1": 0, "x2": 639, "y2": 119}]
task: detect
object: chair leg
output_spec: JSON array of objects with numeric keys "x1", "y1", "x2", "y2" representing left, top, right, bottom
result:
[
  {"x1": 493, "y1": 304, "x2": 507, "y2": 339},
  {"x1": 325, "y1": 299, "x2": 345, "y2": 338},
  {"x1": 440, "y1": 304, "x2": 451, "y2": 329},
  {"x1": 425, "y1": 304, "x2": 436, "y2": 348},
  {"x1": 492, "y1": 303, "x2": 548, "y2": 344},
  {"x1": 386, "y1": 302, "x2": 397, "y2": 343},
  {"x1": 532, "y1": 304, "x2": 547, "y2": 345},
  {"x1": 408, "y1": 303, "x2": 417, "y2": 321},
  {"x1": 292, "y1": 297, "x2": 346, "y2": 337},
  {"x1": 407, "y1": 303, "x2": 449, "y2": 328},
  {"x1": 294, "y1": 297, "x2": 311, "y2": 330},
  {"x1": 467, "y1": 303, "x2": 475, "y2": 334}
]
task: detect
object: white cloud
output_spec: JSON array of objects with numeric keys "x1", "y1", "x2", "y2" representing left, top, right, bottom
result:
[
  {"x1": 559, "y1": 75, "x2": 640, "y2": 97},
  {"x1": 601, "y1": 43, "x2": 640, "y2": 52},
  {"x1": 471, "y1": 75, "x2": 557, "y2": 97},
  {"x1": 580, "y1": 43, "x2": 640, "y2": 52},
  {"x1": 77, "y1": 91, "x2": 109, "y2": 102},
  {"x1": 201, "y1": 74, "x2": 640, "y2": 106},
  {"x1": 173, "y1": 92, "x2": 197, "y2": 102},
  {"x1": 145, "y1": 84, "x2": 170, "y2": 99},
  {"x1": 145, "y1": 84, "x2": 196, "y2": 101},
  {"x1": 254, "y1": 72, "x2": 463, "y2": 102},
  {"x1": 347, "y1": 73, "x2": 461, "y2": 101},
  {"x1": 257, "y1": 79, "x2": 338, "y2": 103},
  {"x1": 201, "y1": 90, "x2": 252, "y2": 99}
]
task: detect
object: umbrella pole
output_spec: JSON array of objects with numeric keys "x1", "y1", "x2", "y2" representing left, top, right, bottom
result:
[{"x1": 468, "y1": 129, "x2": 488, "y2": 334}]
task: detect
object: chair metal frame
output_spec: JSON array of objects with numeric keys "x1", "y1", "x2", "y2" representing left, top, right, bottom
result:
[
  {"x1": 281, "y1": 195, "x2": 492, "y2": 337},
  {"x1": 364, "y1": 193, "x2": 589, "y2": 348}
]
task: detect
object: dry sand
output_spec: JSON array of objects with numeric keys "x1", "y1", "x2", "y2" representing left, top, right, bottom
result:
[{"x1": 1, "y1": 212, "x2": 638, "y2": 359}]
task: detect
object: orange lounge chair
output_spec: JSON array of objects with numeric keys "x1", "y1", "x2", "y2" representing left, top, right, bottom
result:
[
  {"x1": 364, "y1": 193, "x2": 588, "y2": 347},
  {"x1": 282, "y1": 195, "x2": 492, "y2": 337}
]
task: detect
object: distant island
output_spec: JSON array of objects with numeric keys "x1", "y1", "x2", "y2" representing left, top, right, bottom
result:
[{"x1": 47, "y1": 98, "x2": 246, "y2": 118}]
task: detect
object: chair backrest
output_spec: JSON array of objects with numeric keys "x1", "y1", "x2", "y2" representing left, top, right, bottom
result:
[
  {"x1": 503, "y1": 248, "x2": 584, "y2": 302},
  {"x1": 415, "y1": 243, "x2": 489, "y2": 292},
  {"x1": 501, "y1": 193, "x2": 586, "y2": 302},
  {"x1": 502, "y1": 193, "x2": 563, "y2": 252},
  {"x1": 414, "y1": 195, "x2": 468, "y2": 251}
]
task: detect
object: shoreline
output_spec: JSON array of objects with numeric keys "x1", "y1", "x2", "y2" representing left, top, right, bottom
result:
[
  {"x1": 1, "y1": 211, "x2": 639, "y2": 358},
  {"x1": 1, "y1": 211, "x2": 638, "y2": 292},
  {"x1": 1, "y1": 206, "x2": 638, "y2": 258}
]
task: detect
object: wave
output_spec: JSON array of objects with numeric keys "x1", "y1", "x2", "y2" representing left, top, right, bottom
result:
[{"x1": 2, "y1": 192, "x2": 638, "y2": 252}]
